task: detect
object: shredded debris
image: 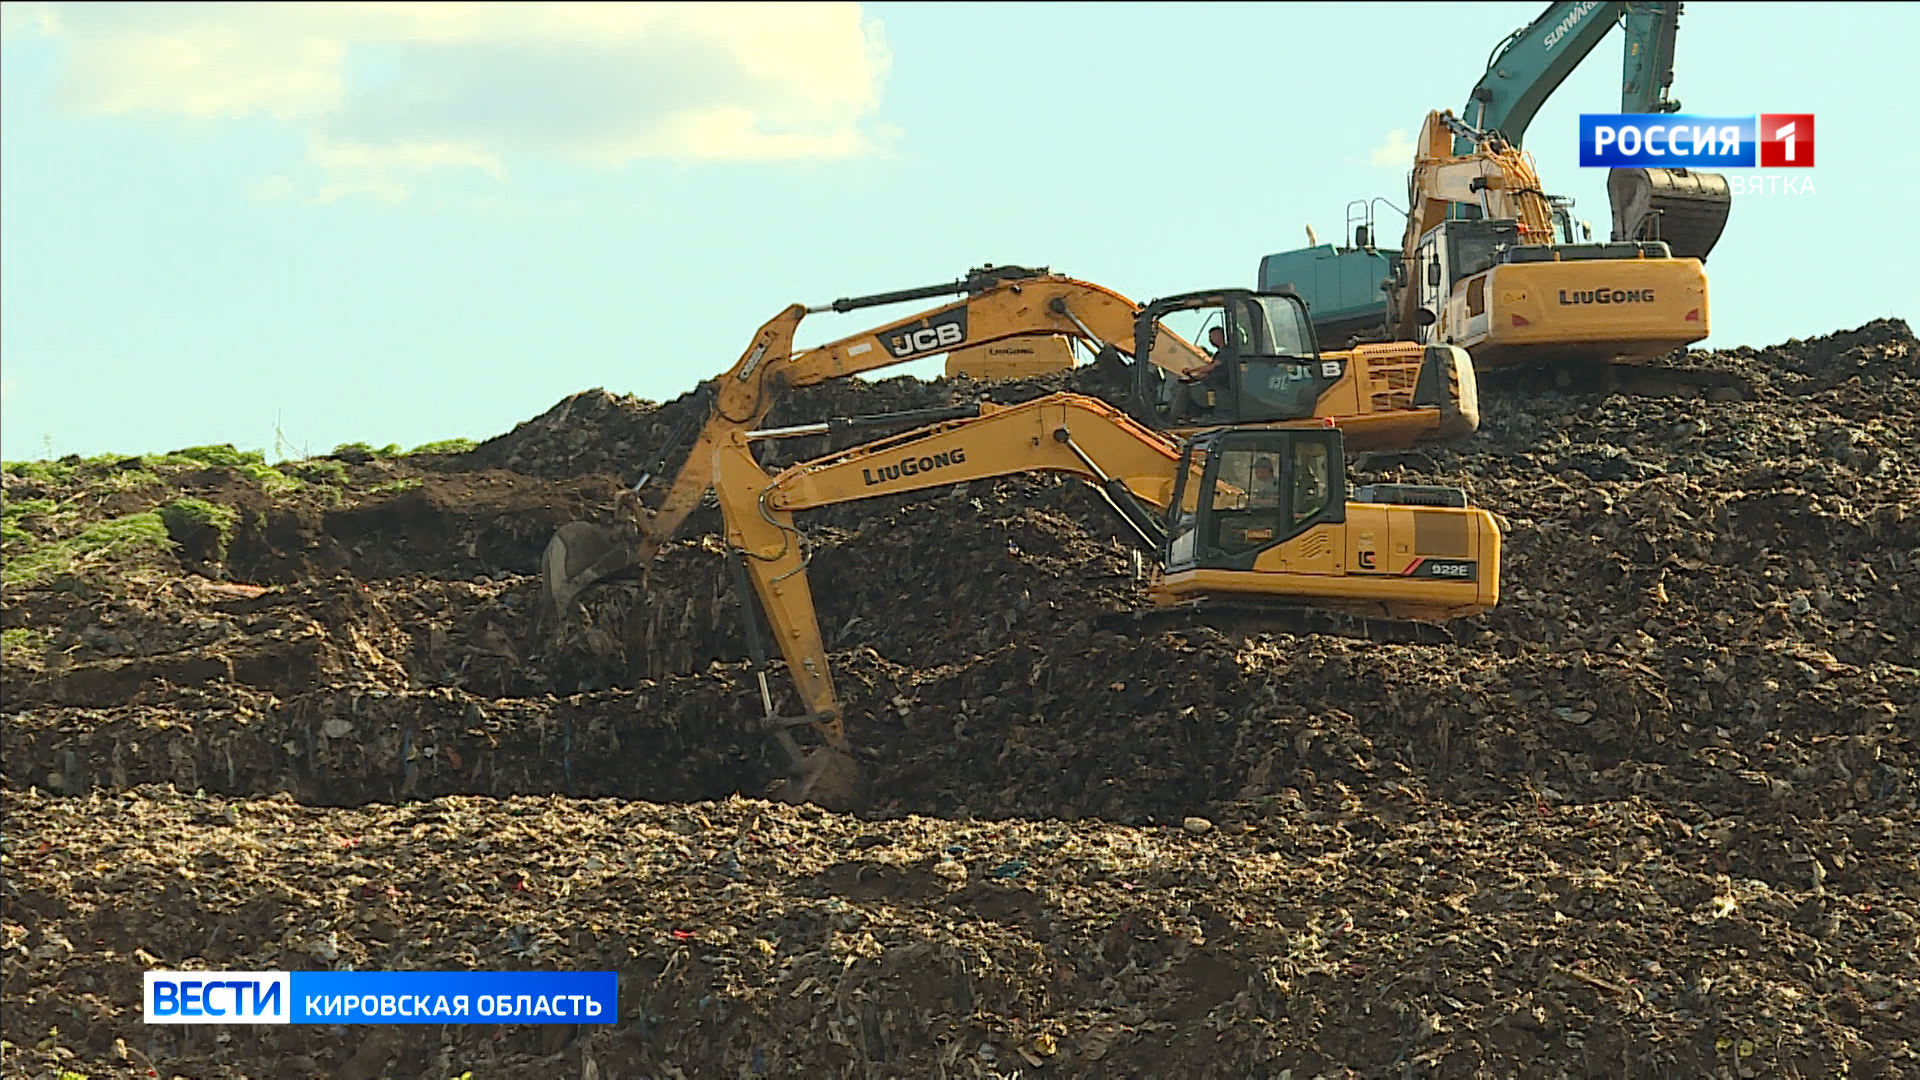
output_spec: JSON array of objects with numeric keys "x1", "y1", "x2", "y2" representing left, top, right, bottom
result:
[{"x1": 3, "y1": 318, "x2": 1916, "y2": 1078}]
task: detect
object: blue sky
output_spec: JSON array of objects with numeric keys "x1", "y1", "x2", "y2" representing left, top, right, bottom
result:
[{"x1": 3, "y1": 1, "x2": 1914, "y2": 463}]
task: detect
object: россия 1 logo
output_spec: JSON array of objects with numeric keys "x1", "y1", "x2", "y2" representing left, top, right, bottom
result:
[{"x1": 1579, "y1": 114, "x2": 1814, "y2": 169}]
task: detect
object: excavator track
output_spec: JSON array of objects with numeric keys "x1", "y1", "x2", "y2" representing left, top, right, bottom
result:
[
  {"x1": 1483, "y1": 354, "x2": 1755, "y2": 402},
  {"x1": 1097, "y1": 599, "x2": 1460, "y2": 647}
]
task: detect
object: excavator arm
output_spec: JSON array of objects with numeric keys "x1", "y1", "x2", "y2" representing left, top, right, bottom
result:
[
  {"x1": 540, "y1": 267, "x2": 1212, "y2": 619},
  {"x1": 1459, "y1": 1, "x2": 1633, "y2": 153},
  {"x1": 714, "y1": 390, "x2": 1498, "y2": 808},
  {"x1": 1462, "y1": 1, "x2": 1730, "y2": 259},
  {"x1": 1619, "y1": 1, "x2": 1683, "y2": 115},
  {"x1": 1460, "y1": 1, "x2": 1690, "y2": 150},
  {"x1": 713, "y1": 392, "x2": 1203, "y2": 805},
  {"x1": 1402, "y1": 110, "x2": 1557, "y2": 254}
]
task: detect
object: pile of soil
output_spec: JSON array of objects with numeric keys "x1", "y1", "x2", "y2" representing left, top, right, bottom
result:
[{"x1": 3, "y1": 318, "x2": 1916, "y2": 1078}]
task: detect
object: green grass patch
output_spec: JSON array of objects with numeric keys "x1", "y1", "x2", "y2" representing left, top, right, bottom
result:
[
  {"x1": 171, "y1": 444, "x2": 266, "y2": 468},
  {"x1": 0, "y1": 455, "x2": 140, "y2": 483},
  {"x1": 334, "y1": 441, "x2": 404, "y2": 459},
  {"x1": 3, "y1": 510, "x2": 173, "y2": 587},
  {"x1": 6, "y1": 436, "x2": 473, "y2": 492},
  {"x1": 5, "y1": 449, "x2": 254, "y2": 486},
  {"x1": 1, "y1": 627, "x2": 51, "y2": 666},
  {"x1": 236, "y1": 461, "x2": 304, "y2": 494},
  {"x1": 366, "y1": 477, "x2": 424, "y2": 496},
  {"x1": 3, "y1": 498, "x2": 59, "y2": 517},
  {"x1": 291, "y1": 459, "x2": 350, "y2": 485},
  {"x1": 2, "y1": 497, "x2": 58, "y2": 540},
  {"x1": 101, "y1": 469, "x2": 164, "y2": 493},
  {"x1": 2, "y1": 460, "x2": 76, "y2": 483},
  {"x1": 160, "y1": 445, "x2": 303, "y2": 494},
  {"x1": 157, "y1": 498, "x2": 239, "y2": 561},
  {"x1": 407, "y1": 438, "x2": 476, "y2": 456},
  {"x1": 140, "y1": 452, "x2": 206, "y2": 469}
]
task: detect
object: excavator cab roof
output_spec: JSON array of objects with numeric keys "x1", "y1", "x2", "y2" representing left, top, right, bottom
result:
[
  {"x1": 1140, "y1": 288, "x2": 1322, "y2": 360},
  {"x1": 1178, "y1": 422, "x2": 1346, "y2": 460}
]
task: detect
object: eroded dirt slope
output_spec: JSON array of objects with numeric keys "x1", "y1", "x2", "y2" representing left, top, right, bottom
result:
[{"x1": 3, "y1": 319, "x2": 1916, "y2": 1079}]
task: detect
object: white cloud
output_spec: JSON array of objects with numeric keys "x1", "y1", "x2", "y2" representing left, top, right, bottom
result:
[
  {"x1": 313, "y1": 179, "x2": 410, "y2": 207},
  {"x1": 1369, "y1": 129, "x2": 1416, "y2": 168},
  {"x1": 0, "y1": 2, "x2": 60, "y2": 41},
  {"x1": 247, "y1": 174, "x2": 297, "y2": 203},
  {"x1": 55, "y1": 21, "x2": 345, "y2": 122},
  {"x1": 25, "y1": 2, "x2": 893, "y2": 203},
  {"x1": 305, "y1": 137, "x2": 503, "y2": 179}
]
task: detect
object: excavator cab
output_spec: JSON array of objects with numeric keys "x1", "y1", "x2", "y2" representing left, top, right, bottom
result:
[
  {"x1": 1154, "y1": 425, "x2": 1500, "y2": 622},
  {"x1": 1163, "y1": 426, "x2": 1342, "y2": 577},
  {"x1": 1133, "y1": 290, "x2": 1345, "y2": 429}
]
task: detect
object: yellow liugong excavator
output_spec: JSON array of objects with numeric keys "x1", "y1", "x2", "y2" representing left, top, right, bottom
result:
[
  {"x1": 1389, "y1": 109, "x2": 1714, "y2": 375},
  {"x1": 945, "y1": 334, "x2": 1079, "y2": 379},
  {"x1": 539, "y1": 265, "x2": 1480, "y2": 620},
  {"x1": 713, "y1": 391, "x2": 1502, "y2": 808},
  {"x1": 1255, "y1": 3, "x2": 1752, "y2": 400}
]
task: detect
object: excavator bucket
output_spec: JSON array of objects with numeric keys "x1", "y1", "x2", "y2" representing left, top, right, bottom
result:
[
  {"x1": 1609, "y1": 167, "x2": 1732, "y2": 262},
  {"x1": 539, "y1": 520, "x2": 640, "y2": 622},
  {"x1": 781, "y1": 746, "x2": 868, "y2": 812},
  {"x1": 758, "y1": 707, "x2": 870, "y2": 811}
]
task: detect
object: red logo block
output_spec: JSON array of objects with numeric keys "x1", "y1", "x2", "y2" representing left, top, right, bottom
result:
[{"x1": 1760, "y1": 113, "x2": 1815, "y2": 167}]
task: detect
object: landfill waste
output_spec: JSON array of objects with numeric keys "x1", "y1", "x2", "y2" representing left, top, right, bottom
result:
[{"x1": 2, "y1": 318, "x2": 1916, "y2": 1079}]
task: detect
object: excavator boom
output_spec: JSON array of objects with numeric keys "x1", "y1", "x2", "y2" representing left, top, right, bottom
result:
[{"x1": 714, "y1": 392, "x2": 1189, "y2": 806}]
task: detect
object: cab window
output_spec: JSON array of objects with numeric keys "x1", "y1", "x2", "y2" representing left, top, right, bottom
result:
[
  {"x1": 1165, "y1": 447, "x2": 1210, "y2": 568},
  {"x1": 1291, "y1": 439, "x2": 1330, "y2": 524},
  {"x1": 1209, "y1": 446, "x2": 1284, "y2": 556}
]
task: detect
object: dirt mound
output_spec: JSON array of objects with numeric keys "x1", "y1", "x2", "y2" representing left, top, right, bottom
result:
[
  {"x1": 8, "y1": 787, "x2": 1917, "y2": 1079},
  {"x1": 4, "y1": 318, "x2": 1917, "y2": 1077}
]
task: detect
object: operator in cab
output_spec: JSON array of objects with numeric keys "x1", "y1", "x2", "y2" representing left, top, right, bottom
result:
[{"x1": 1174, "y1": 323, "x2": 1238, "y2": 422}]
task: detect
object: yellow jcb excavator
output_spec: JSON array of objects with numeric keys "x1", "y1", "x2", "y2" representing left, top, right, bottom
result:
[
  {"x1": 539, "y1": 265, "x2": 1481, "y2": 622},
  {"x1": 712, "y1": 391, "x2": 1503, "y2": 808}
]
